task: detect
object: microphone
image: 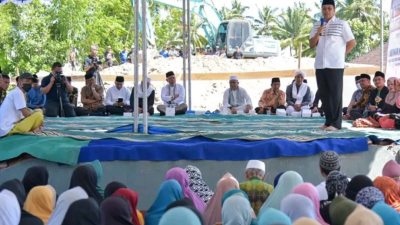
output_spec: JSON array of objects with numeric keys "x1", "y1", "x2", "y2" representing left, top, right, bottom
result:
[{"x1": 319, "y1": 18, "x2": 325, "y2": 36}]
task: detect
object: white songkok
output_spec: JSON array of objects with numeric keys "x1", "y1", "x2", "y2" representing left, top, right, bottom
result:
[
  {"x1": 143, "y1": 77, "x2": 151, "y2": 83},
  {"x1": 229, "y1": 76, "x2": 239, "y2": 81},
  {"x1": 295, "y1": 70, "x2": 306, "y2": 78},
  {"x1": 246, "y1": 160, "x2": 265, "y2": 172}
]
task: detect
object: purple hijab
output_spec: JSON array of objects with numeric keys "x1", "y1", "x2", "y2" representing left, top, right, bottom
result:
[{"x1": 165, "y1": 168, "x2": 205, "y2": 213}]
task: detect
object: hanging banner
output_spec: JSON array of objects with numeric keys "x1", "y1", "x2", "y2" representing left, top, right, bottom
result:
[{"x1": 386, "y1": 0, "x2": 400, "y2": 77}]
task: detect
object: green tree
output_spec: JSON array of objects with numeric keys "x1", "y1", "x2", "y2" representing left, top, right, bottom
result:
[
  {"x1": 231, "y1": 0, "x2": 249, "y2": 15},
  {"x1": 274, "y1": 2, "x2": 314, "y2": 57},
  {"x1": 336, "y1": 0, "x2": 380, "y2": 29},
  {"x1": 255, "y1": 6, "x2": 278, "y2": 35},
  {"x1": 218, "y1": 6, "x2": 243, "y2": 20}
]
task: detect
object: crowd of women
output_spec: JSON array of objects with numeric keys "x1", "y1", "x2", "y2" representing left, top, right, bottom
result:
[{"x1": 2, "y1": 157, "x2": 400, "y2": 225}]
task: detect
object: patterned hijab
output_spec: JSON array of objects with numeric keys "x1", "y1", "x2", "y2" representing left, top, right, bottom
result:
[
  {"x1": 344, "y1": 204, "x2": 383, "y2": 225},
  {"x1": 326, "y1": 171, "x2": 349, "y2": 201},
  {"x1": 372, "y1": 201, "x2": 400, "y2": 225},
  {"x1": 165, "y1": 167, "x2": 205, "y2": 212},
  {"x1": 355, "y1": 187, "x2": 385, "y2": 209},
  {"x1": 203, "y1": 173, "x2": 239, "y2": 225},
  {"x1": 260, "y1": 171, "x2": 304, "y2": 211},
  {"x1": 185, "y1": 165, "x2": 214, "y2": 204},
  {"x1": 345, "y1": 175, "x2": 373, "y2": 201},
  {"x1": 374, "y1": 176, "x2": 400, "y2": 213},
  {"x1": 292, "y1": 182, "x2": 328, "y2": 225}
]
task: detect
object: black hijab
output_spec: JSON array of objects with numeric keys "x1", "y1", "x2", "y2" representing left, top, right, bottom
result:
[
  {"x1": 345, "y1": 175, "x2": 374, "y2": 201},
  {"x1": 166, "y1": 198, "x2": 204, "y2": 225},
  {"x1": 0, "y1": 179, "x2": 44, "y2": 225},
  {"x1": 69, "y1": 165, "x2": 103, "y2": 205},
  {"x1": 22, "y1": 166, "x2": 49, "y2": 195},
  {"x1": 61, "y1": 198, "x2": 100, "y2": 225},
  {"x1": 100, "y1": 195, "x2": 133, "y2": 225},
  {"x1": 104, "y1": 181, "x2": 127, "y2": 198}
]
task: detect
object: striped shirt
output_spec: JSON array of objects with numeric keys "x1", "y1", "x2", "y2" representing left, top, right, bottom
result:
[{"x1": 310, "y1": 16, "x2": 355, "y2": 69}]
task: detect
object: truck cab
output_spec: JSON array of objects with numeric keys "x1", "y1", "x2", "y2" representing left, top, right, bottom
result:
[{"x1": 216, "y1": 20, "x2": 251, "y2": 57}]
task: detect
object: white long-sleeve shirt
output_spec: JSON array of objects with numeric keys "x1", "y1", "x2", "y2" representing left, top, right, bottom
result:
[
  {"x1": 161, "y1": 83, "x2": 185, "y2": 105},
  {"x1": 104, "y1": 86, "x2": 131, "y2": 106},
  {"x1": 222, "y1": 87, "x2": 252, "y2": 108}
]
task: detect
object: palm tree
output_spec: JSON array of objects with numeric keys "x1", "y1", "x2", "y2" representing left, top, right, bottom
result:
[
  {"x1": 219, "y1": 6, "x2": 243, "y2": 20},
  {"x1": 255, "y1": 6, "x2": 278, "y2": 35},
  {"x1": 336, "y1": 0, "x2": 380, "y2": 28},
  {"x1": 273, "y1": 2, "x2": 314, "y2": 57},
  {"x1": 312, "y1": 1, "x2": 322, "y2": 22},
  {"x1": 231, "y1": 0, "x2": 249, "y2": 15},
  {"x1": 169, "y1": 17, "x2": 209, "y2": 49}
]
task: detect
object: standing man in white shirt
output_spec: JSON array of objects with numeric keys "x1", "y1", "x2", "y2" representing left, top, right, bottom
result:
[
  {"x1": 157, "y1": 71, "x2": 188, "y2": 116},
  {"x1": 104, "y1": 76, "x2": 131, "y2": 115},
  {"x1": 220, "y1": 76, "x2": 252, "y2": 114},
  {"x1": 0, "y1": 73, "x2": 44, "y2": 137},
  {"x1": 309, "y1": 0, "x2": 356, "y2": 130}
]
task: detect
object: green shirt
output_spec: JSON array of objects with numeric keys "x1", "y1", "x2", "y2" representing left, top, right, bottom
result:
[{"x1": 240, "y1": 177, "x2": 274, "y2": 215}]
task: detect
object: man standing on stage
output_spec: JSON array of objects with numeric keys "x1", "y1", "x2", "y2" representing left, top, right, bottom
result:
[{"x1": 309, "y1": 0, "x2": 356, "y2": 130}]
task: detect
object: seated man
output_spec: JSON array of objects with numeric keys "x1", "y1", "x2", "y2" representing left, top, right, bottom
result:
[
  {"x1": 104, "y1": 76, "x2": 131, "y2": 115},
  {"x1": 349, "y1": 74, "x2": 377, "y2": 120},
  {"x1": 26, "y1": 75, "x2": 46, "y2": 114},
  {"x1": 0, "y1": 74, "x2": 10, "y2": 107},
  {"x1": 343, "y1": 76, "x2": 363, "y2": 119},
  {"x1": 0, "y1": 73, "x2": 43, "y2": 137},
  {"x1": 66, "y1": 77, "x2": 78, "y2": 107},
  {"x1": 157, "y1": 71, "x2": 188, "y2": 116},
  {"x1": 75, "y1": 72, "x2": 106, "y2": 116},
  {"x1": 41, "y1": 62, "x2": 76, "y2": 117},
  {"x1": 362, "y1": 71, "x2": 389, "y2": 117},
  {"x1": 255, "y1": 77, "x2": 286, "y2": 115},
  {"x1": 220, "y1": 76, "x2": 252, "y2": 114},
  {"x1": 286, "y1": 70, "x2": 311, "y2": 116},
  {"x1": 240, "y1": 160, "x2": 273, "y2": 215},
  {"x1": 130, "y1": 78, "x2": 155, "y2": 115}
]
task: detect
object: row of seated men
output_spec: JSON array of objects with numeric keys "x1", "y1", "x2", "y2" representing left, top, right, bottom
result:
[{"x1": 0, "y1": 63, "x2": 388, "y2": 120}]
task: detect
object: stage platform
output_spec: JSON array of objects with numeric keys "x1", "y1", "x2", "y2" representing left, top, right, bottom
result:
[
  {"x1": 0, "y1": 114, "x2": 399, "y2": 208},
  {"x1": 0, "y1": 114, "x2": 399, "y2": 166}
]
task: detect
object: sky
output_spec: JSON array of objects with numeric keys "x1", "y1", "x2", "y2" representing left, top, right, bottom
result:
[{"x1": 210, "y1": 0, "x2": 392, "y2": 19}]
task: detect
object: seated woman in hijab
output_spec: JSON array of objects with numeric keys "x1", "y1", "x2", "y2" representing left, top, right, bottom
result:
[
  {"x1": 23, "y1": 186, "x2": 56, "y2": 224},
  {"x1": 0, "y1": 189, "x2": 21, "y2": 225},
  {"x1": 130, "y1": 77, "x2": 155, "y2": 116},
  {"x1": 22, "y1": 166, "x2": 49, "y2": 195},
  {"x1": 69, "y1": 165, "x2": 103, "y2": 205},
  {"x1": 62, "y1": 198, "x2": 100, "y2": 225},
  {"x1": 100, "y1": 195, "x2": 134, "y2": 225},
  {"x1": 222, "y1": 193, "x2": 257, "y2": 225},
  {"x1": 165, "y1": 167, "x2": 205, "y2": 212},
  {"x1": 145, "y1": 180, "x2": 183, "y2": 225},
  {"x1": 185, "y1": 165, "x2": 214, "y2": 204},
  {"x1": 0, "y1": 179, "x2": 43, "y2": 225}
]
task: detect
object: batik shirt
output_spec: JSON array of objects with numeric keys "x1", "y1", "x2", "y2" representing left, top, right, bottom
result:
[
  {"x1": 258, "y1": 88, "x2": 285, "y2": 109},
  {"x1": 353, "y1": 85, "x2": 376, "y2": 108},
  {"x1": 240, "y1": 177, "x2": 274, "y2": 215}
]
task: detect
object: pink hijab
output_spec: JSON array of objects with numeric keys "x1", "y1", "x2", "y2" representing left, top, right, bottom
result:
[
  {"x1": 292, "y1": 182, "x2": 329, "y2": 225},
  {"x1": 382, "y1": 160, "x2": 400, "y2": 195},
  {"x1": 385, "y1": 78, "x2": 400, "y2": 106},
  {"x1": 203, "y1": 173, "x2": 239, "y2": 225}
]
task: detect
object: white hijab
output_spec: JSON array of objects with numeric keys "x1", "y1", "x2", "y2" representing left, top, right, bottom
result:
[
  {"x1": 47, "y1": 186, "x2": 88, "y2": 225},
  {"x1": 138, "y1": 78, "x2": 154, "y2": 98},
  {"x1": 292, "y1": 70, "x2": 308, "y2": 105},
  {"x1": 0, "y1": 189, "x2": 21, "y2": 225}
]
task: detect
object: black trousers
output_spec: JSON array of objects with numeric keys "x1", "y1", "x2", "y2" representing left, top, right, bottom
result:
[
  {"x1": 44, "y1": 100, "x2": 76, "y2": 117},
  {"x1": 349, "y1": 108, "x2": 364, "y2": 120},
  {"x1": 75, "y1": 106, "x2": 106, "y2": 116},
  {"x1": 255, "y1": 105, "x2": 286, "y2": 114},
  {"x1": 316, "y1": 68, "x2": 344, "y2": 129},
  {"x1": 343, "y1": 107, "x2": 348, "y2": 115},
  {"x1": 106, "y1": 105, "x2": 155, "y2": 115}
]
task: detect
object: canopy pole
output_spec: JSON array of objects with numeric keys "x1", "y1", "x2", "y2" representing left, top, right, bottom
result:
[
  {"x1": 187, "y1": 0, "x2": 192, "y2": 110},
  {"x1": 182, "y1": 0, "x2": 187, "y2": 103},
  {"x1": 380, "y1": 0, "x2": 384, "y2": 72},
  {"x1": 142, "y1": 0, "x2": 148, "y2": 134},
  {"x1": 133, "y1": 0, "x2": 139, "y2": 133}
]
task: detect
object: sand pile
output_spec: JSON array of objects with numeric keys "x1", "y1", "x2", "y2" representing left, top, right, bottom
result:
[{"x1": 100, "y1": 56, "x2": 318, "y2": 76}]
